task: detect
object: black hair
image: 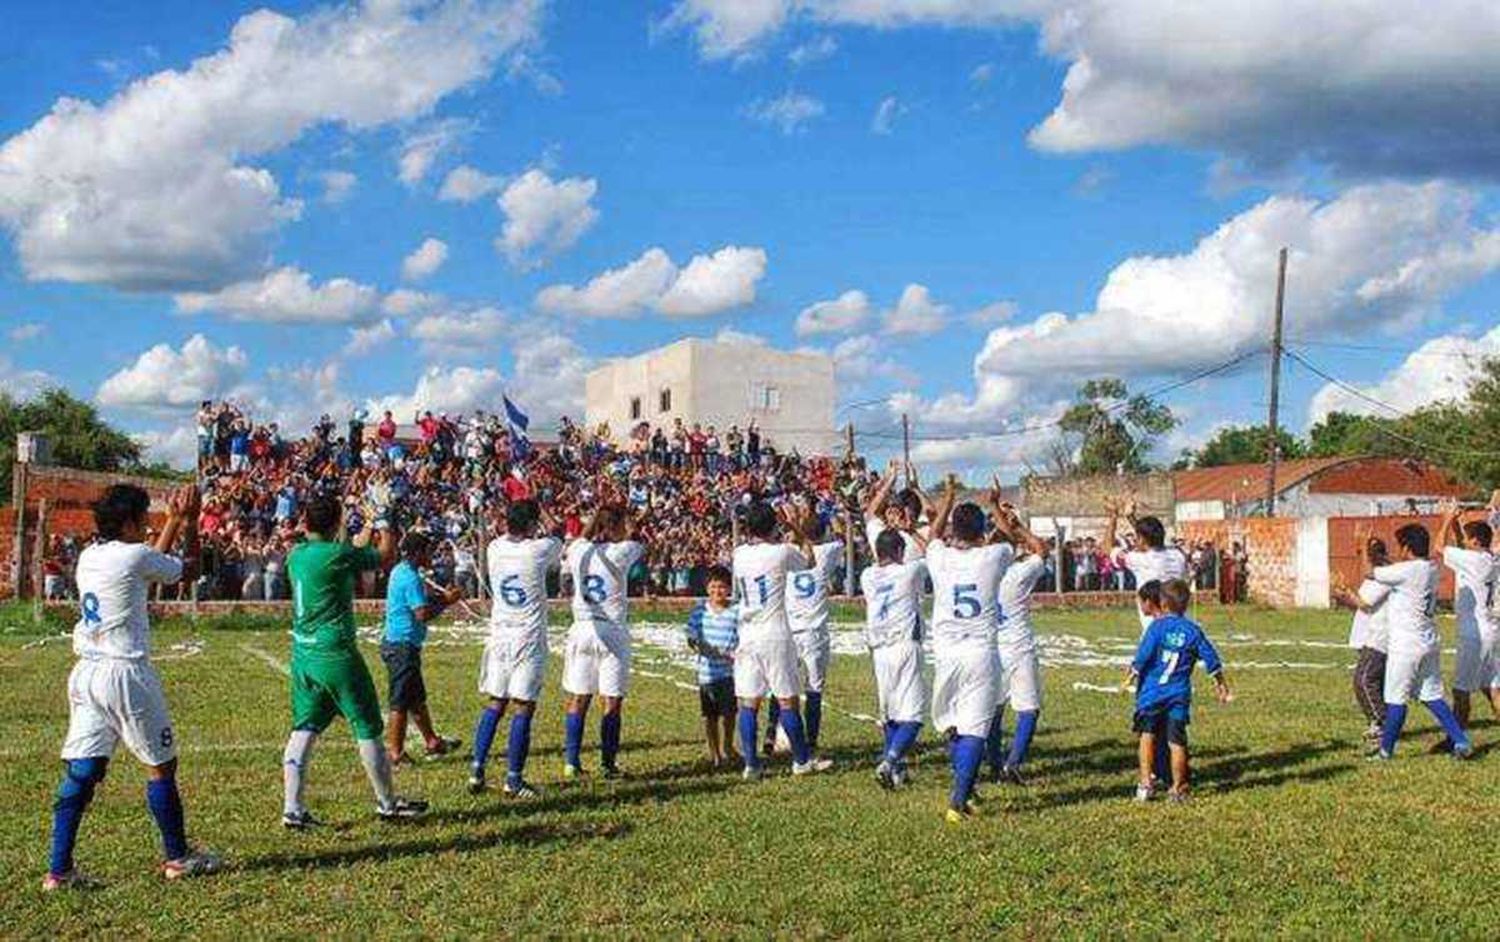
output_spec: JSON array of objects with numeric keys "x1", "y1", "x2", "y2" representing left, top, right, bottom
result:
[
  {"x1": 1365, "y1": 537, "x2": 1388, "y2": 566},
  {"x1": 1137, "y1": 579, "x2": 1163, "y2": 609},
  {"x1": 895, "y1": 488, "x2": 921, "y2": 519},
  {"x1": 507, "y1": 499, "x2": 540, "y2": 536},
  {"x1": 1395, "y1": 523, "x2": 1430, "y2": 559},
  {"x1": 875, "y1": 528, "x2": 906, "y2": 565},
  {"x1": 744, "y1": 501, "x2": 777, "y2": 540},
  {"x1": 1161, "y1": 578, "x2": 1191, "y2": 615},
  {"x1": 951, "y1": 502, "x2": 986, "y2": 543},
  {"x1": 705, "y1": 564, "x2": 732, "y2": 586},
  {"x1": 1134, "y1": 515, "x2": 1166, "y2": 549},
  {"x1": 400, "y1": 531, "x2": 430, "y2": 560},
  {"x1": 93, "y1": 484, "x2": 151, "y2": 541},
  {"x1": 303, "y1": 495, "x2": 342, "y2": 538},
  {"x1": 1463, "y1": 520, "x2": 1494, "y2": 549}
]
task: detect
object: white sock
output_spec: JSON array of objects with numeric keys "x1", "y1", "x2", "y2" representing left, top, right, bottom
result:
[
  {"x1": 357, "y1": 738, "x2": 395, "y2": 809},
  {"x1": 283, "y1": 730, "x2": 317, "y2": 815}
]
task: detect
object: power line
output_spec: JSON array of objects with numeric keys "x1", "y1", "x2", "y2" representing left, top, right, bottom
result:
[
  {"x1": 1286, "y1": 338, "x2": 1497, "y2": 360},
  {"x1": 1285, "y1": 348, "x2": 1500, "y2": 459}
]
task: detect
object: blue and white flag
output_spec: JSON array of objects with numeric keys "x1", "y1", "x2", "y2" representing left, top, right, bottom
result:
[{"x1": 503, "y1": 395, "x2": 530, "y2": 433}]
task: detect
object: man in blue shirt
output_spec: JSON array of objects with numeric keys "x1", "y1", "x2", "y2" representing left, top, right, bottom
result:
[
  {"x1": 684, "y1": 565, "x2": 741, "y2": 768},
  {"x1": 1127, "y1": 579, "x2": 1230, "y2": 803},
  {"x1": 381, "y1": 532, "x2": 462, "y2": 765}
]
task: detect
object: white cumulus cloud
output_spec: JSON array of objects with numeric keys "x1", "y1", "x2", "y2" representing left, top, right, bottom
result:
[
  {"x1": 342, "y1": 319, "x2": 398, "y2": 358},
  {"x1": 497, "y1": 169, "x2": 599, "y2": 267},
  {"x1": 175, "y1": 266, "x2": 382, "y2": 324},
  {"x1": 401, "y1": 237, "x2": 449, "y2": 282},
  {"x1": 744, "y1": 91, "x2": 825, "y2": 134},
  {"x1": 97, "y1": 334, "x2": 248, "y2": 411},
  {"x1": 438, "y1": 164, "x2": 504, "y2": 202},
  {"x1": 1307, "y1": 325, "x2": 1500, "y2": 424},
  {"x1": 537, "y1": 244, "x2": 768, "y2": 319},
  {"x1": 796, "y1": 289, "x2": 871, "y2": 336},
  {"x1": 318, "y1": 169, "x2": 357, "y2": 204},
  {"x1": 411, "y1": 307, "x2": 508, "y2": 354},
  {"x1": 882, "y1": 283, "x2": 948, "y2": 335}
]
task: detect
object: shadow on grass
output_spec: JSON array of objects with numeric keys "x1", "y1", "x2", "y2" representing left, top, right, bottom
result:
[
  {"x1": 431, "y1": 774, "x2": 738, "y2": 826},
  {"x1": 236, "y1": 818, "x2": 631, "y2": 873}
]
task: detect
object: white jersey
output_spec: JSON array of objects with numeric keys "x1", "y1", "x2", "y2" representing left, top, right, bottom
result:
[
  {"x1": 787, "y1": 540, "x2": 844, "y2": 635},
  {"x1": 732, "y1": 541, "x2": 807, "y2": 644},
  {"x1": 866, "y1": 516, "x2": 922, "y2": 564},
  {"x1": 1347, "y1": 578, "x2": 1392, "y2": 653},
  {"x1": 1372, "y1": 559, "x2": 1440, "y2": 657},
  {"x1": 72, "y1": 541, "x2": 183, "y2": 660},
  {"x1": 926, "y1": 539, "x2": 1014, "y2": 648},
  {"x1": 997, "y1": 555, "x2": 1046, "y2": 652},
  {"x1": 486, "y1": 535, "x2": 563, "y2": 641},
  {"x1": 566, "y1": 539, "x2": 644, "y2": 630},
  {"x1": 1442, "y1": 546, "x2": 1499, "y2": 640},
  {"x1": 860, "y1": 560, "x2": 928, "y2": 648},
  {"x1": 1116, "y1": 546, "x2": 1189, "y2": 631}
]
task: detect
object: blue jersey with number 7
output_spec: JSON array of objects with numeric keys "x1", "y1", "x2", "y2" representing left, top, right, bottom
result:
[{"x1": 1132, "y1": 614, "x2": 1222, "y2": 712}]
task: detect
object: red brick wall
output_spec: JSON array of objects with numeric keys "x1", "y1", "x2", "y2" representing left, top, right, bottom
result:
[
  {"x1": 1178, "y1": 517, "x2": 1300, "y2": 607},
  {"x1": 1328, "y1": 514, "x2": 1461, "y2": 603}
]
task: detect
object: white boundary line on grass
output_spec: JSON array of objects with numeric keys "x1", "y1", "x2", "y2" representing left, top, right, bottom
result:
[{"x1": 239, "y1": 643, "x2": 290, "y2": 676}]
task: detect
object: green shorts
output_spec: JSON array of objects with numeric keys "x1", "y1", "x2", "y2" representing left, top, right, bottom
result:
[{"x1": 290, "y1": 648, "x2": 384, "y2": 740}]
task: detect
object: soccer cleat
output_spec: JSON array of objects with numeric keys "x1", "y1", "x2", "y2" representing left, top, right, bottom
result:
[
  {"x1": 1362, "y1": 722, "x2": 1383, "y2": 741},
  {"x1": 1134, "y1": 783, "x2": 1155, "y2": 803},
  {"x1": 161, "y1": 849, "x2": 222, "y2": 880},
  {"x1": 762, "y1": 738, "x2": 776, "y2": 759},
  {"x1": 377, "y1": 797, "x2": 430, "y2": 821},
  {"x1": 281, "y1": 809, "x2": 322, "y2": 830},
  {"x1": 467, "y1": 767, "x2": 487, "y2": 794},
  {"x1": 1451, "y1": 740, "x2": 1475, "y2": 760},
  {"x1": 963, "y1": 798, "x2": 982, "y2": 817},
  {"x1": 891, "y1": 764, "x2": 911, "y2": 789},
  {"x1": 1427, "y1": 738, "x2": 1455, "y2": 756},
  {"x1": 503, "y1": 778, "x2": 540, "y2": 799},
  {"x1": 998, "y1": 764, "x2": 1029, "y2": 787},
  {"x1": 1365, "y1": 747, "x2": 1394, "y2": 762},
  {"x1": 424, "y1": 736, "x2": 463, "y2": 761},
  {"x1": 562, "y1": 763, "x2": 584, "y2": 782},
  {"x1": 875, "y1": 758, "x2": 896, "y2": 791},
  {"x1": 792, "y1": 757, "x2": 834, "y2": 776},
  {"x1": 742, "y1": 765, "x2": 764, "y2": 782},
  {"x1": 600, "y1": 764, "x2": 623, "y2": 781},
  {"x1": 41, "y1": 869, "x2": 101, "y2": 892}
]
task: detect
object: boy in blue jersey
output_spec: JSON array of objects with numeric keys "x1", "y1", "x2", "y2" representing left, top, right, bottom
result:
[
  {"x1": 1127, "y1": 579, "x2": 1229, "y2": 803},
  {"x1": 685, "y1": 565, "x2": 741, "y2": 767},
  {"x1": 380, "y1": 532, "x2": 462, "y2": 765}
]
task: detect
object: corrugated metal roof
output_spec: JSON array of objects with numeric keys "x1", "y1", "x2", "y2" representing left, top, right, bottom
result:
[{"x1": 1170, "y1": 456, "x2": 1471, "y2": 503}]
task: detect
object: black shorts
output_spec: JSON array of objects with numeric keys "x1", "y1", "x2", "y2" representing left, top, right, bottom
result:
[
  {"x1": 699, "y1": 678, "x2": 736, "y2": 719},
  {"x1": 380, "y1": 642, "x2": 427, "y2": 710},
  {"x1": 1132, "y1": 705, "x2": 1189, "y2": 747}
]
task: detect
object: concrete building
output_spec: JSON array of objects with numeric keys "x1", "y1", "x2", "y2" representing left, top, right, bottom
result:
[{"x1": 585, "y1": 338, "x2": 838, "y2": 454}]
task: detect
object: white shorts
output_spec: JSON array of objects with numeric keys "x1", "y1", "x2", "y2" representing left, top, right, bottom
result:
[
  {"x1": 561, "y1": 626, "x2": 631, "y2": 698},
  {"x1": 734, "y1": 637, "x2": 803, "y2": 701},
  {"x1": 932, "y1": 641, "x2": 1000, "y2": 738},
  {"x1": 1453, "y1": 634, "x2": 1499, "y2": 693},
  {"x1": 479, "y1": 635, "x2": 547, "y2": 702},
  {"x1": 61, "y1": 659, "x2": 177, "y2": 766},
  {"x1": 792, "y1": 631, "x2": 831, "y2": 694},
  {"x1": 872, "y1": 640, "x2": 927, "y2": 723},
  {"x1": 1385, "y1": 649, "x2": 1445, "y2": 705},
  {"x1": 997, "y1": 645, "x2": 1042, "y2": 713}
]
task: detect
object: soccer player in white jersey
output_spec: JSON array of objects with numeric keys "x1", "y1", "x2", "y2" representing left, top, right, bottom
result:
[
  {"x1": 1437, "y1": 499, "x2": 1499, "y2": 745},
  {"x1": 1331, "y1": 537, "x2": 1392, "y2": 741},
  {"x1": 1369, "y1": 523, "x2": 1472, "y2": 760},
  {"x1": 43, "y1": 484, "x2": 220, "y2": 891},
  {"x1": 561, "y1": 505, "x2": 645, "y2": 779},
  {"x1": 772, "y1": 514, "x2": 845, "y2": 755},
  {"x1": 864, "y1": 458, "x2": 927, "y2": 563},
  {"x1": 733, "y1": 500, "x2": 833, "y2": 779},
  {"x1": 926, "y1": 477, "x2": 1014, "y2": 823},
  {"x1": 1102, "y1": 498, "x2": 1189, "y2": 633},
  {"x1": 469, "y1": 499, "x2": 562, "y2": 797},
  {"x1": 862, "y1": 528, "x2": 929, "y2": 790},
  {"x1": 988, "y1": 502, "x2": 1051, "y2": 786}
]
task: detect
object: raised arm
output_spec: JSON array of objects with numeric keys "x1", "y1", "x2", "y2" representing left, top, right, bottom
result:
[
  {"x1": 1438, "y1": 497, "x2": 1463, "y2": 548},
  {"x1": 1101, "y1": 494, "x2": 1135, "y2": 558},
  {"x1": 997, "y1": 501, "x2": 1048, "y2": 557},
  {"x1": 929, "y1": 475, "x2": 958, "y2": 543},
  {"x1": 864, "y1": 458, "x2": 902, "y2": 521}
]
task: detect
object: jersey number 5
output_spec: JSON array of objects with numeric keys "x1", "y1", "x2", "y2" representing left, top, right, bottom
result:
[{"x1": 953, "y1": 583, "x2": 981, "y2": 619}]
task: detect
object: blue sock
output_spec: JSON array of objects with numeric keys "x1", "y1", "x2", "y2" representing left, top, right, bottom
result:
[
  {"x1": 1381, "y1": 703, "x2": 1408, "y2": 755},
  {"x1": 949, "y1": 735, "x2": 985, "y2": 809},
  {"x1": 882, "y1": 720, "x2": 896, "y2": 758},
  {"x1": 985, "y1": 707, "x2": 1006, "y2": 773},
  {"x1": 1006, "y1": 710, "x2": 1039, "y2": 769},
  {"x1": 505, "y1": 712, "x2": 533, "y2": 783},
  {"x1": 738, "y1": 707, "x2": 761, "y2": 770},
  {"x1": 804, "y1": 691, "x2": 823, "y2": 750},
  {"x1": 1422, "y1": 699, "x2": 1470, "y2": 748},
  {"x1": 887, "y1": 721, "x2": 922, "y2": 762},
  {"x1": 564, "y1": 710, "x2": 586, "y2": 769},
  {"x1": 471, "y1": 705, "x2": 503, "y2": 773},
  {"x1": 600, "y1": 712, "x2": 622, "y2": 769},
  {"x1": 778, "y1": 705, "x2": 812, "y2": 765},
  {"x1": 765, "y1": 698, "x2": 781, "y2": 739},
  {"x1": 49, "y1": 758, "x2": 106, "y2": 875},
  {"x1": 146, "y1": 777, "x2": 187, "y2": 862}
]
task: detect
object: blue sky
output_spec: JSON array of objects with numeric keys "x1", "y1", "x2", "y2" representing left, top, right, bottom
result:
[{"x1": 2, "y1": 1, "x2": 1498, "y2": 478}]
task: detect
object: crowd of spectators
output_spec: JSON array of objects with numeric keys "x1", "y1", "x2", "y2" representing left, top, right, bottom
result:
[{"x1": 1058, "y1": 536, "x2": 1247, "y2": 601}]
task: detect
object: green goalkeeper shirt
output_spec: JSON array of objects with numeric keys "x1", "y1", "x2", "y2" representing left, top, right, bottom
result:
[{"x1": 287, "y1": 538, "x2": 383, "y2": 657}]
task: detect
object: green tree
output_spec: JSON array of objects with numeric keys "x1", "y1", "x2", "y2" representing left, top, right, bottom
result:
[
  {"x1": 1053, "y1": 378, "x2": 1178, "y2": 477},
  {"x1": 0, "y1": 388, "x2": 181, "y2": 502},
  {"x1": 1175, "y1": 424, "x2": 1305, "y2": 469}
]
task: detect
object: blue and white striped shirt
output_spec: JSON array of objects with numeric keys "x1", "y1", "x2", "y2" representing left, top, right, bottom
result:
[{"x1": 685, "y1": 601, "x2": 739, "y2": 684}]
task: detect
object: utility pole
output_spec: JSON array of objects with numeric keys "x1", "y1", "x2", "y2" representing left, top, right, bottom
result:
[
  {"x1": 1264, "y1": 247, "x2": 1288, "y2": 517},
  {"x1": 901, "y1": 413, "x2": 911, "y2": 483},
  {"x1": 845, "y1": 421, "x2": 855, "y2": 463},
  {"x1": 844, "y1": 420, "x2": 857, "y2": 596}
]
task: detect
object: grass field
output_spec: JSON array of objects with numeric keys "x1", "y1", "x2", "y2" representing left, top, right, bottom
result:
[{"x1": 2, "y1": 604, "x2": 1497, "y2": 939}]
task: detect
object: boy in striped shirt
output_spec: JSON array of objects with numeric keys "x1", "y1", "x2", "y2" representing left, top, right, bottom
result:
[{"x1": 685, "y1": 565, "x2": 741, "y2": 767}]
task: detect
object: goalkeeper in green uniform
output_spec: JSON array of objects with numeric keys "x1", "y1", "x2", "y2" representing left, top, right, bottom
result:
[{"x1": 280, "y1": 493, "x2": 429, "y2": 828}]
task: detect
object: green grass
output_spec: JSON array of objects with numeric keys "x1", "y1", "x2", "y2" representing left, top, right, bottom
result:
[{"x1": 2, "y1": 606, "x2": 1495, "y2": 939}]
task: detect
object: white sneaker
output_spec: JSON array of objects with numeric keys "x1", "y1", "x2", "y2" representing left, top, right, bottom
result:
[
  {"x1": 1133, "y1": 783, "x2": 1155, "y2": 803},
  {"x1": 42, "y1": 869, "x2": 101, "y2": 892},
  {"x1": 377, "y1": 797, "x2": 429, "y2": 820},
  {"x1": 741, "y1": 765, "x2": 764, "y2": 782},
  {"x1": 792, "y1": 757, "x2": 834, "y2": 776},
  {"x1": 161, "y1": 849, "x2": 222, "y2": 880}
]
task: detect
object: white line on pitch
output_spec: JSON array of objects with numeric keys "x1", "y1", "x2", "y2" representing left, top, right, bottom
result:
[{"x1": 239, "y1": 643, "x2": 290, "y2": 676}]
